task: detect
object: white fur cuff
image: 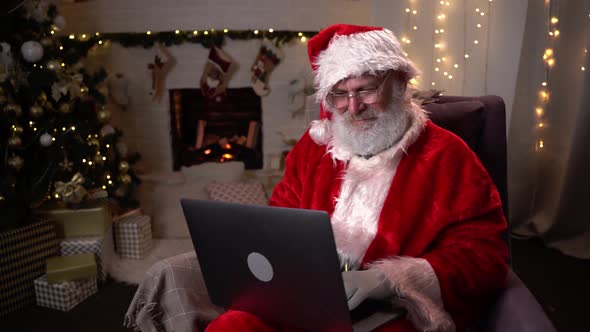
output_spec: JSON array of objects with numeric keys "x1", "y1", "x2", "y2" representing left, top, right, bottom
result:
[{"x1": 369, "y1": 257, "x2": 456, "y2": 332}]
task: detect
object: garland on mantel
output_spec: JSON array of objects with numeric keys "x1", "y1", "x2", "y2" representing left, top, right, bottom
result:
[{"x1": 58, "y1": 29, "x2": 318, "y2": 61}]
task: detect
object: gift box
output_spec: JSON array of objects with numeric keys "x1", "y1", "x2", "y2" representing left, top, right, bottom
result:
[
  {"x1": 34, "y1": 275, "x2": 97, "y2": 311},
  {"x1": 59, "y1": 229, "x2": 114, "y2": 282},
  {"x1": 46, "y1": 253, "x2": 97, "y2": 284},
  {"x1": 0, "y1": 220, "x2": 58, "y2": 317},
  {"x1": 38, "y1": 203, "x2": 112, "y2": 238},
  {"x1": 114, "y1": 215, "x2": 152, "y2": 259}
]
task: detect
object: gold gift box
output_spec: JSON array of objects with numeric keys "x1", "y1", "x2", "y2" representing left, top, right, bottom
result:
[
  {"x1": 38, "y1": 203, "x2": 111, "y2": 238},
  {"x1": 46, "y1": 253, "x2": 97, "y2": 284}
]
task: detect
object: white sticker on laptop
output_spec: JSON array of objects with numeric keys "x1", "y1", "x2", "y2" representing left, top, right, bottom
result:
[{"x1": 247, "y1": 252, "x2": 274, "y2": 282}]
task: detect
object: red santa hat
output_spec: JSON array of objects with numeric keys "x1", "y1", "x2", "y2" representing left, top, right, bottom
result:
[{"x1": 308, "y1": 24, "x2": 419, "y2": 121}]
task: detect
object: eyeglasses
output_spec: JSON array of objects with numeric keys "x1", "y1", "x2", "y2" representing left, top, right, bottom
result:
[{"x1": 325, "y1": 71, "x2": 391, "y2": 110}]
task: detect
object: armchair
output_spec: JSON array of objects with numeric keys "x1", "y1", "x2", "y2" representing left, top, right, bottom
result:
[{"x1": 424, "y1": 95, "x2": 556, "y2": 332}]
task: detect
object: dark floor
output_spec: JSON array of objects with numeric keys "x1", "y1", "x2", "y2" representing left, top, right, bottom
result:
[{"x1": 0, "y1": 238, "x2": 587, "y2": 332}]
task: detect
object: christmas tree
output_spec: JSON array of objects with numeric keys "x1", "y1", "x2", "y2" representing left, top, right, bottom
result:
[{"x1": 0, "y1": 1, "x2": 140, "y2": 230}]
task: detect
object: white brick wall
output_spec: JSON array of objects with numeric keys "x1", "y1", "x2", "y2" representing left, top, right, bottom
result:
[{"x1": 59, "y1": 0, "x2": 527, "y2": 172}]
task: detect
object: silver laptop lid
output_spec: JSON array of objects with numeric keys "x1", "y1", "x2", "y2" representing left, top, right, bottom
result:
[{"x1": 181, "y1": 198, "x2": 354, "y2": 332}]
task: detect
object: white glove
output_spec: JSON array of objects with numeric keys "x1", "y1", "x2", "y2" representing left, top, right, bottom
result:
[{"x1": 342, "y1": 269, "x2": 392, "y2": 310}]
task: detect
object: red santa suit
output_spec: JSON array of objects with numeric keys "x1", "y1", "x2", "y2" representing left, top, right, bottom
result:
[{"x1": 206, "y1": 24, "x2": 508, "y2": 332}]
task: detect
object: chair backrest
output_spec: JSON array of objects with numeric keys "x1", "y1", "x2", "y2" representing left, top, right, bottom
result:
[{"x1": 423, "y1": 95, "x2": 509, "y2": 220}]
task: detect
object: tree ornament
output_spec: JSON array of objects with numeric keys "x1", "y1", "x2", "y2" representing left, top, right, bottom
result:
[
  {"x1": 46, "y1": 60, "x2": 61, "y2": 71},
  {"x1": 59, "y1": 156, "x2": 73, "y2": 171},
  {"x1": 8, "y1": 155, "x2": 24, "y2": 171},
  {"x1": 118, "y1": 161, "x2": 130, "y2": 174},
  {"x1": 97, "y1": 108, "x2": 111, "y2": 123},
  {"x1": 199, "y1": 46, "x2": 234, "y2": 103},
  {"x1": 21, "y1": 41, "x2": 43, "y2": 63},
  {"x1": 148, "y1": 43, "x2": 176, "y2": 103},
  {"x1": 54, "y1": 173, "x2": 87, "y2": 204},
  {"x1": 30, "y1": 104, "x2": 44, "y2": 118},
  {"x1": 39, "y1": 133, "x2": 53, "y2": 147},
  {"x1": 100, "y1": 124, "x2": 115, "y2": 137},
  {"x1": 53, "y1": 15, "x2": 66, "y2": 30},
  {"x1": 250, "y1": 40, "x2": 283, "y2": 96},
  {"x1": 59, "y1": 102, "x2": 72, "y2": 114},
  {"x1": 7, "y1": 135, "x2": 22, "y2": 148},
  {"x1": 120, "y1": 174, "x2": 132, "y2": 185}
]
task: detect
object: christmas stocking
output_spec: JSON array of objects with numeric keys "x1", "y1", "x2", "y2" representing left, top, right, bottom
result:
[
  {"x1": 148, "y1": 43, "x2": 176, "y2": 103},
  {"x1": 200, "y1": 46, "x2": 234, "y2": 103},
  {"x1": 251, "y1": 40, "x2": 283, "y2": 96}
]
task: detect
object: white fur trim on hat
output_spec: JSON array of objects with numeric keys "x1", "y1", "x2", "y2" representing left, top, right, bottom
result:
[{"x1": 314, "y1": 29, "x2": 419, "y2": 104}]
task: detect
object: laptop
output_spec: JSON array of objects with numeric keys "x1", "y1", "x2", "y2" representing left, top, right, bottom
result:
[{"x1": 181, "y1": 199, "x2": 404, "y2": 332}]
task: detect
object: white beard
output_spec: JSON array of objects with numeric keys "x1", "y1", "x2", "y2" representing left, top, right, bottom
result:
[{"x1": 331, "y1": 94, "x2": 412, "y2": 157}]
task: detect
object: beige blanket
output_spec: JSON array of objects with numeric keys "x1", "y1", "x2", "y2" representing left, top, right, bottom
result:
[{"x1": 124, "y1": 252, "x2": 224, "y2": 332}]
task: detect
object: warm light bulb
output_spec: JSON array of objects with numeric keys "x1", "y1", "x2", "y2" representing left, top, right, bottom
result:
[
  {"x1": 547, "y1": 58, "x2": 555, "y2": 66},
  {"x1": 193, "y1": 30, "x2": 198, "y2": 35},
  {"x1": 476, "y1": 8, "x2": 480, "y2": 12},
  {"x1": 300, "y1": 36, "x2": 307, "y2": 42},
  {"x1": 254, "y1": 30, "x2": 259, "y2": 34},
  {"x1": 432, "y1": 82, "x2": 436, "y2": 86},
  {"x1": 551, "y1": 17, "x2": 559, "y2": 24},
  {"x1": 175, "y1": 30, "x2": 180, "y2": 34},
  {"x1": 406, "y1": 8, "x2": 411, "y2": 13},
  {"x1": 454, "y1": 64, "x2": 459, "y2": 68},
  {"x1": 102, "y1": 186, "x2": 107, "y2": 190},
  {"x1": 412, "y1": 10, "x2": 417, "y2": 14},
  {"x1": 61, "y1": 63, "x2": 65, "y2": 67},
  {"x1": 268, "y1": 28, "x2": 274, "y2": 33},
  {"x1": 413, "y1": 26, "x2": 418, "y2": 30},
  {"x1": 223, "y1": 29, "x2": 228, "y2": 33},
  {"x1": 582, "y1": 66, "x2": 586, "y2": 71},
  {"x1": 464, "y1": 54, "x2": 470, "y2": 58},
  {"x1": 554, "y1": 30, "x2": 560, "y2": 36},
  {"x1": 443, "y1": 72, "x2": 448, "y2": 76},
  {"x1": 448, "y1": 75, "x2": 453, "y2": 79},
  {"x1": 146, "y1": 31, "x2": 151, "y2": 35},
  {"x1": 59, "y1": 46, "x2": 63, "y2": 50},
  {"x1": 435, "y1": 67, "x2": 440, "y2": 71},
  {"x1": 81, "y1": 34, "x2": 87, "y2": 38},
  {"x1": 477, "y1": 24, "x2": 482, "y2": 28},
  {"x1": 298, "y1": 32, "x2": 303, "y2": 36},
  {"x1": 480, "y1": 12, "x2": 485, "y2": 16},
  {"x1": 542, "y1": 81, "x2": 547, "y2": 86},
  {"x1": 204, "y1": 31, "x2": 209, "y2": 35},
  {"x1": 435, "y1": 29, "x2": 440, "y2": 34},
  {"x1": 539, "y1": 123, "x2": 544, "y2": 128},
  {"x1": 436, "y1": 58, "x2": 442, "y2": 62},
  {"x1": 69, "y1": 34, "x2": 75, "y2": 39},
  {"x1": 50, "y1": 30, "x2": 55, "y2": 35},
  {"x1": 474, "y1": 40, "x2": 479, "y2": 44},
  {"x1": 98, "y1": 40, "x2": 103, "y2": 45},
  {"x1": 536, "y1": 108, "x2": 543, "y2": 116},
  {"x1": 539, "y1": 141, "x2": 544, "y2": 149}
]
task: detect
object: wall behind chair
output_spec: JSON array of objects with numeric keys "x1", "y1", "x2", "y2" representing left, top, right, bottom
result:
[{"x1": 59, "y1": 0, "x2": 526, "y2": 173}]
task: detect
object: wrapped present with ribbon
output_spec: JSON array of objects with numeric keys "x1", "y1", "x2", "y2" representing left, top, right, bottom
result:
[
  {"x1": 46, "y1": 253, "x2": 97, "y2": 284},
  {"x1": 114, "y1": 214, "x2": 152, "y2": 259},
  {"x1": 34, "y1": 275, "x2": 97, "y2": 311},
  {"x1": 0, "y1": 220, "x2": 58, "y2": 317}
]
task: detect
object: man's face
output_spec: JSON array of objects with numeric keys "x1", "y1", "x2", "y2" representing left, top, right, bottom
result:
[{"x1": 329, "y1": 71, "x2": 411, "y2": 156}]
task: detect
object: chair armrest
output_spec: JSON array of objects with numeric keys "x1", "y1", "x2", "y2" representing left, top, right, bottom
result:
[{"x1": 485, "y1": 269, "x2": 556, "y2": 332}]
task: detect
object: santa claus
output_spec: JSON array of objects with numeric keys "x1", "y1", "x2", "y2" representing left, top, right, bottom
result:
[{"x1": 205, "y1": 24, "x2": 509, "y2": 332}]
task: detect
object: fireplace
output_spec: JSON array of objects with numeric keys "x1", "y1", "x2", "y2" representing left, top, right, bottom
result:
[{"x1": 169, "y1": 88, "x2": 263, "y2": 170}]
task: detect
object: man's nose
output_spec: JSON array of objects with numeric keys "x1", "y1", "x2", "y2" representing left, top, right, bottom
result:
[{"x1": 347, "y1": 95, "x2": 365, "y2": 115}]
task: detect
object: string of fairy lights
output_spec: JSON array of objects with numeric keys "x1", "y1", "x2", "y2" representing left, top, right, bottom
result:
[
  {"x1": 535, "y1": 0, "x2": 560, "y2": 152},
  {"x1": 401, "y1": 1, "x2": 494, "y2": 94}
]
